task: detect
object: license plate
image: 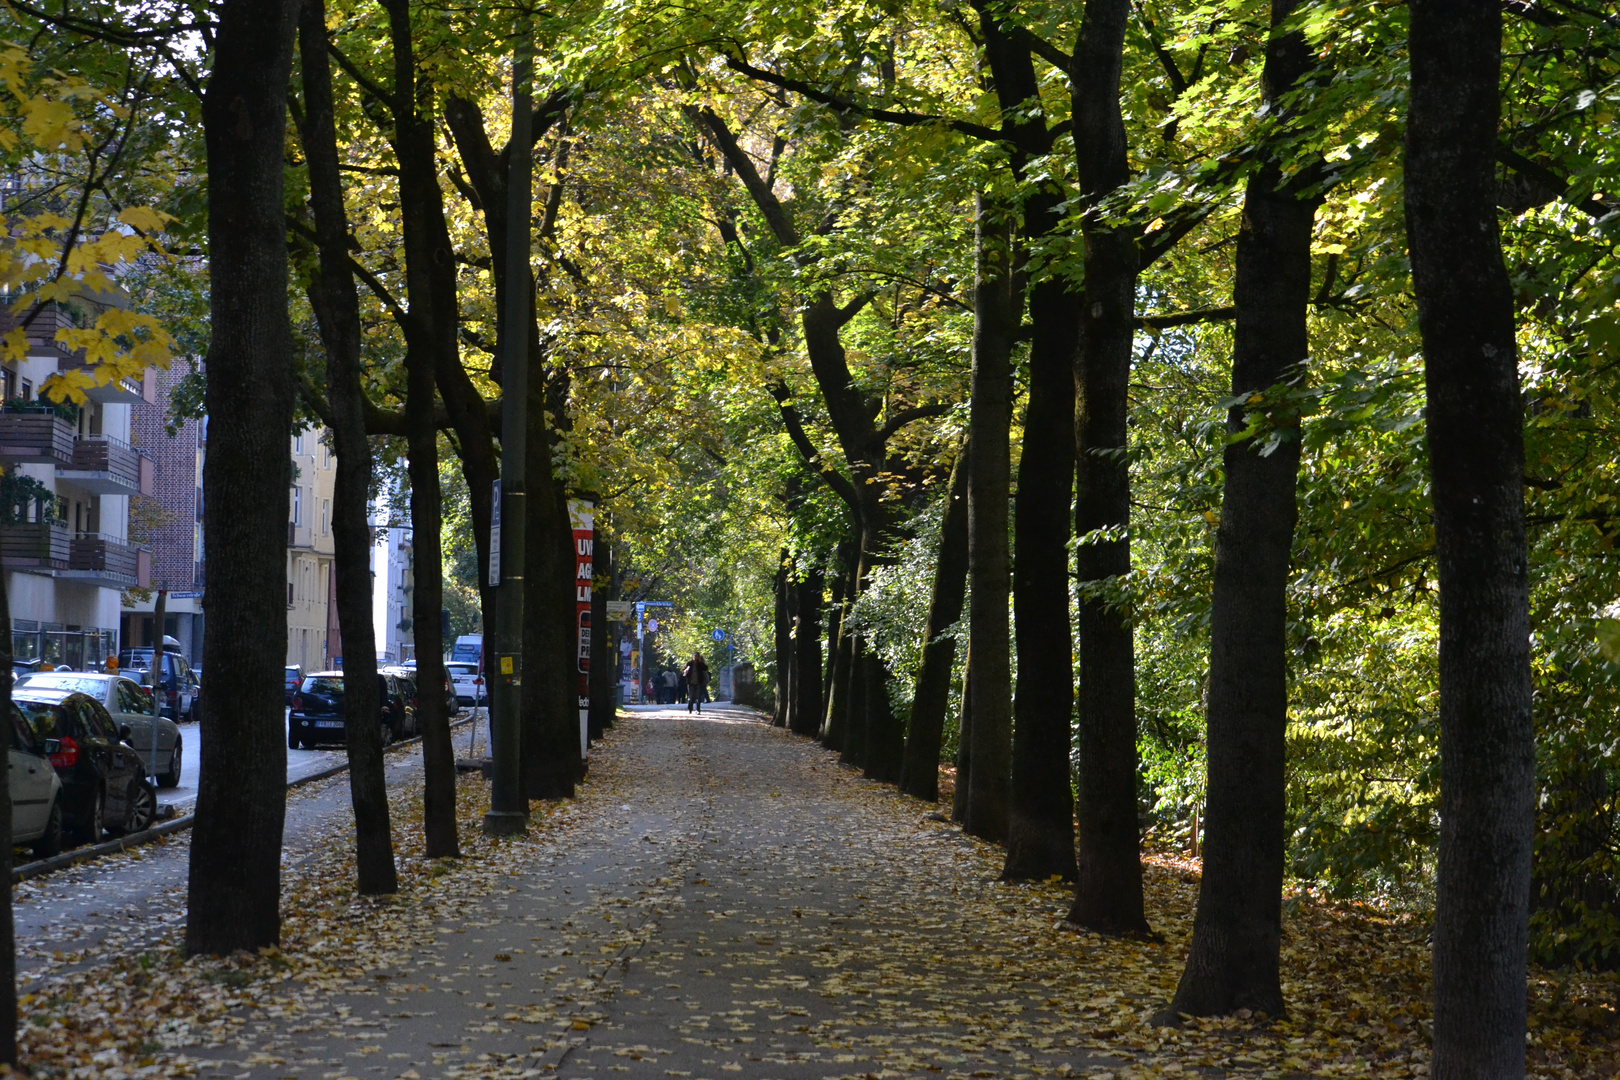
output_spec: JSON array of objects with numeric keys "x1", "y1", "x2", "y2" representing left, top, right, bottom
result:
[{"x1": 314, "y1": 720, "x2": 344, "y2": 729}]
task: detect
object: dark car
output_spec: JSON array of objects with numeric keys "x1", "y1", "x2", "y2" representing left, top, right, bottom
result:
[
  {"x1": 289, "y1": 671, "x2": 418, "y2": 749},
  {"x1": 15, "y1": 688, "x2": 156, "y2": 843},
  {"x1": 117, "y1": 648, "x2": 198, "y2": 721},
  {"x1": 284, "y1": 665, "x2": 304, "y2": 707}
]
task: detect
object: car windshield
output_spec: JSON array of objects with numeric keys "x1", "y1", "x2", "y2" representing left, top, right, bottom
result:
[
  {"x1": 302, "y1": 676, "x2": 344, "y2": 698},
  {"x1": 16, "y1": 674, "x2": 106, "y2": 697},
  {"x1": 446, "y1": 663, "x2": 476, "y2": 676}
]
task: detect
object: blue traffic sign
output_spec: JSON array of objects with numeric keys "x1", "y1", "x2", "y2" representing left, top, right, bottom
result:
[{"x1": 712, "y1": 628, "x2": 726, "y2": 642}]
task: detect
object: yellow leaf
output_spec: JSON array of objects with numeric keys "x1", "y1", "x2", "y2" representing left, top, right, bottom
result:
[{"x1": 117, "y1": 206, "x2": 172, "y2": 233}]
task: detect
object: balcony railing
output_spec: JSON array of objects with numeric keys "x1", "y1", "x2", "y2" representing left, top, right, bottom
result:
[
  {"x1": 57, "y1": 433, "x2": 149, "y2": 495},
  {"x1": 0, "y1": 409, "x2": 75, "y2": 465},
  {"x1": 0, "y1": 520, "x2": 69, "y2": 571},
  {"x1": 59, "y1": 532, "x2": 146, "y2": 587}
]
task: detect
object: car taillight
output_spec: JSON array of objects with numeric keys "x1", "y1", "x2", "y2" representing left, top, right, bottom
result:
[
  {"x1": 411, "y1": 697, "x2": 418, "y2": 708},
  {"x1": 50, "y1": 736, "x2": 78, "y2": 769},
  {"x1": 292, "y1": 695, "x2": 303, "y2": 711},
  {"x1": 168, "y1": 689, "x2": 179, "y2": 704}
]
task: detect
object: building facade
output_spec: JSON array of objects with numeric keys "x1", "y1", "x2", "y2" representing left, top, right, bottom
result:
[
  {"x1": 0, "y1": 298, "x2": 155, "y2": 669},
  {"x1": 287, "y1": 429, "x2": 337, "y2": 671},
  {"x1": 122, "y1": 358, "x2": 205, "y2": 659},
  {"x1": 370, "y1": 497, "x2": 414, "y2": 664}
]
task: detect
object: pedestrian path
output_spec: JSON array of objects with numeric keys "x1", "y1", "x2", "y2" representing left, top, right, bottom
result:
[{"x1": 169, "y1": 706, "x2": 1149, "y2": 1080}]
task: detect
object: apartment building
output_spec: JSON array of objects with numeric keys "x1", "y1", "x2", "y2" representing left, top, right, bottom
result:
[
  {"x1": 370, "y1": 495, "x2": 414, "y2": 664},
  {"x1": 287, "y1": 429, "x2": 337, "y2": 671},
  {"x1": 0, "y1": 296, "x2": 155, "y2": 668},
  {"x1": 122, "y1": 358, "x2": 205, "y2": 658}
]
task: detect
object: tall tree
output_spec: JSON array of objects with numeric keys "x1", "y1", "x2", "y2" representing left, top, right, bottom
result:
[
  {"x1": 899, "y1": 443, "x2": 969, "y2": 802},
  {"x1": 1066, "y1": 0, "x2": 1151, "y2": 936},
  {"x1": 188, "y1": 0, "x2": 300, "y2": 955},
  {"x1": 964, "y1": 192, "x2": 1017, "y2": 844},
  {"x1": 773, "y1": 551, "x2": 791, "y2": 725},
  {"x1": 383, "y1": 0, "x2": 458, "y2": 857},
  {"x1": 1406, "y1": 0, "x2": 1534, "y2": 1074},
  {"x1": 296, "y1": 0, "x2": 397, "y2": 895},
  {"x1": 1164, "y1": 0, "x2": 1320, "y2": 1017},
  {"x1": 0, "y1": 480, "x2": 15, "y2": 1063}
]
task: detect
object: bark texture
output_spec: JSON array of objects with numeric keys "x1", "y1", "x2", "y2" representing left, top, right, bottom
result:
[
  {"x1": 522, "y1": 455, "x2": 581, "y2": 798},
  {"x1": 899, "y1": 447, "x2": 970, "y2": 802},
  {"x1": 773, "y1": 552, "x2": 791, "y2": 726},
  {"x1": 0, "y1": 480, "x2": 15, "y2": 1063},
  {"x1": 1167, "y1": 0, "x2": 1317, "y2": 1018},
  {"x1": 187, "y1": 0, "x2": 299, "y2": 955},
  {"x1": 588, "y1": 534, "x2": 613, "y2": 740},
  {"x1": 1406, "y1": 2, "x2": 1534, "y2": 1075},
  {"x1": 1067, "y1": 0, "x2": 1150, "y2": 936},
  {"x1": 791, "y1": 566, "x2": 825, "y2": 737},
  {"x1": 297, "y1": 0, "x2": 396, "y2": 895},
  {"x1": 964, "y1": 195, "x2": 1016, "y2": 845}
]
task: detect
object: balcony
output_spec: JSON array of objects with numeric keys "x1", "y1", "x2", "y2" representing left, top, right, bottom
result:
[
  {"x1": 0, "y1": 521, "x2": 69, "y2": 572},
  {"x1": 0, "y1": 408, "x2": 75, "y2": 465},
  {"x1": 0, "y1": 304, "x2": 154, "y2": 404},
  {"x1": 58, "y1": 532, "x2": 147, "y2": 587},
  {"x1": 57, "y1": 434, "x2": 151, "y2": 495}
]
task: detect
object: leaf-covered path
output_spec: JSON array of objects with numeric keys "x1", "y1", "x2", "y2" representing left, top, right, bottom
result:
[
  {"x1": 47, "y1": 706, "x2": 1612, "y2": 1080},
  {"x1": 176, "y1": 706, "x2": 1138, "y2": 1079}
]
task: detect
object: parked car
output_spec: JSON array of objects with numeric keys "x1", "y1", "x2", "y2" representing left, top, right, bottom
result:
[
  {"x1": 13, "y1": 672, "x2": 184, "y2": 787},
  {"x1": 117, "y1": 647, "x2": 199, "y2": 721},
  {"x1": 284, "y1": 664, "x2": 304, "y2": 707},
  {"x1": 289, "y1": 670, "x2": 418, "y2": 749},
  {"x1": 15, "y1": 689, "x2": 156, "y2": 843},
  {"x1": 445, "y1": 661, "x2": 485, "y2": 707},
  {"x1": 9, "y1": 705, "x2": 63, "y2": 858},
  {"x1": 400, "y1": 661, "x2": 457, "y2": 714}
]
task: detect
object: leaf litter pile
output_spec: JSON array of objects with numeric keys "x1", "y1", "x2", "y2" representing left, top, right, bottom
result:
[{"x1": 10, "y1": 710, "x2": 1617, "y2": 1080}]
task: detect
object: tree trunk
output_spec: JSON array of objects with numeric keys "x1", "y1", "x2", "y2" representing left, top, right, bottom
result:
[
  {"x1": 953, "y1": 648, "x2": 972, "y2": 825},
  {"x1": 822, "y1": 537, "x2": 858, "y2": 748},
  {"x1": 900, "y1": 445, "x2": 970, "y2": 801},
  {"x1": 773, "y1": 551, "x2": 791, "y2": 726},
  {"x1": 964, "y1": 194, "x2": 1016, "y2": 844},
  {"x1": 783, "y1": 556, "x2": 801, "y2": 729},
  {"x1": 187, "y1": 0, "x2": 299, "y2": 956},
  {"x1": 297, "y1": 0, "x2": 396, "y2": 895},
  {"x1": 791, "y1": 565, "x2": 824, "y2": 736},
  {"x1": 1406, "y1": 2, "x2": 1534, "y2": 1075},
  {"x1": 384, "y1": 0, "x2": 458, "y2": 859},
  {"x1": 522, "y1": 449, "x2": 580, "y2": 798},
  {"x1": 1166, "y1": 0, "x2": 1317, "y2": 1018},
  {"x1": 1005, "y1": 265, "x2": 1079, "y2": 882},
  {"x1": 821, "y1": 559, "x2": 848, "y2": 734},
  {"x1": 842, "y1": 631, "x2": 870, "y2": 769},
  {"x1": 1067, "y1": 0, "x2": 1151, "y2": 936},
  {"x1": 863, "y1": 650, "x2": 905, "y2": 782}
]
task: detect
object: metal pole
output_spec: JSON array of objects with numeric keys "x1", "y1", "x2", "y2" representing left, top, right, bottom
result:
[{"x1": 484, "y1": 26, "x2": 533, "y2": 836}]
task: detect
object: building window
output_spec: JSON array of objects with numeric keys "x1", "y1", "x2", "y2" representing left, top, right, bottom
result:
[
  {"x1": 321, "y1": 499, "x2": 329, "y2": 535},
  {"x1": 292, "y1": 487, "x2": 301, "y2": 527},
  {"x1": 20, "y1": 378, "x2": 31, "y2": 400},
  {"x1": 323, "y1": 444, "x2": 331, "y2": 469},
  {"x1": 294, "y1": 433, "x2": 304, "y2": 455}
]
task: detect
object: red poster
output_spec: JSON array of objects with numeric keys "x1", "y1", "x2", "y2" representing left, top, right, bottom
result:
[{"x1": 570, "y1": 500, "x2": 594, "y2": 756}]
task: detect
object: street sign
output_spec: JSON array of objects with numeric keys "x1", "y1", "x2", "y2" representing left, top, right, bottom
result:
[
  {"x1": 606, "y1": 600, "x2": 633, "y2": 617},
  {"x1": 712, "y1": 628, "x2": 726, "y2": 642},
  {"x1": 642, "y1": 600, "x2": 674, "y2": 607},
  {"x1": 647, "y1": 618, "x2": 659, "y2": 633}
]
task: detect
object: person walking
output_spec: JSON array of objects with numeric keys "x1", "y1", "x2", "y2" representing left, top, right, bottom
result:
[
  {"x1": 683, "y1": 653, "x2": 709, "y2": 715},
  {"x1": 662, "y1": 667, "x2": 679, "y2": 705}
]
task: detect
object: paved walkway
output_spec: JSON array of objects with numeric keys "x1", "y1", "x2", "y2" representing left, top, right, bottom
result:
[{"x1": 170, "y1": 706, "x2": 1140, "y2": 1080}]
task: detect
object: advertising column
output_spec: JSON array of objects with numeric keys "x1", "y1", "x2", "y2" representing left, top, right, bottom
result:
[{"x1": 569, "y1": 499, "x2": 594, "y2": 758}]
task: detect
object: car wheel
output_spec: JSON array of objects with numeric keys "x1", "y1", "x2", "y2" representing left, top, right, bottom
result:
[
  {"x1": 73, "y1": 788, "x2": 105, "y2": 846},
  {"x1": 158, "y1": 739, "x2": 182, "y2": 788},
  {"x1": 121, "y1": 781, "x2": 156, "y2": 835},
  {"x1": 32, "y1": 799, "x2": 62, "y2": 859}
]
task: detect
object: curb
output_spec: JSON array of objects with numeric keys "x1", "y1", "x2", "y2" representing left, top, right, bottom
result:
[{"x1": 12, "y1": 713, "x2": 481, "y2": 884}]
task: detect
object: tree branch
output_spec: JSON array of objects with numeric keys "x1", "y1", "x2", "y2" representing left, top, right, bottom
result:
[
  {"x1": 1498, "y1": 145, "x2": 1617, "y2": 220},
  {"x1": 770, "y1": 383, "x2": 860, "y2": 513},
  {"x1": 875, "y1": 402, "x2": 952, "y2": 445}
]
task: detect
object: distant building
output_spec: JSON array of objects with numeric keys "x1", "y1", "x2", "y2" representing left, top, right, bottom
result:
[
  {"x1": 122, "y1": 358, "x2": 204, "y2": 659},
  {"x1": 287, "y1": 429, "x2": 337, "y2": 671},
  {"x1": 370, "y1": 495, "x2": 413, "y2": 663},
  {"x1": 0, "y1": 296, "x2": 156, "y2": 669}
]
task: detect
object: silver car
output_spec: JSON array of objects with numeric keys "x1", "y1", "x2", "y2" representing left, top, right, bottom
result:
[
  {"x1": 12, "y1": 672, "x2": 184, "y2": 788},
  {"x1": 9, "y1": 705, "x2": 63, "y2": 857}
]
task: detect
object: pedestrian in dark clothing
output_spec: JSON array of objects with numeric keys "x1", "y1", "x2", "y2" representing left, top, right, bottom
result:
[{"x1": 683, "y1": 653, "x2": 709, "y2": 714}]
